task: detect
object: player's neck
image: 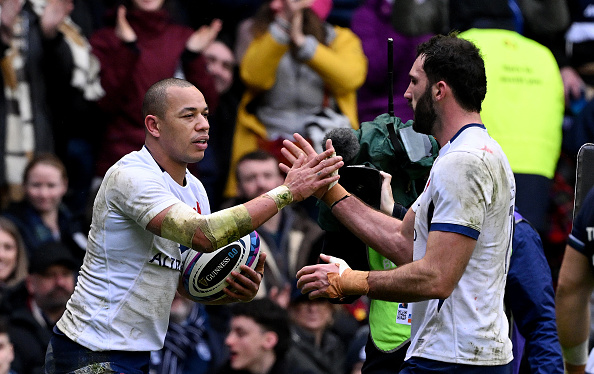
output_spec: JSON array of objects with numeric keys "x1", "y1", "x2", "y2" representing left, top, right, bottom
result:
[
  {"x1": 145, "y1": 144, "x2": 188, "y2": 185},
  {"x1": 435, "y1": 108, "x2": 482, "y2": 147}
]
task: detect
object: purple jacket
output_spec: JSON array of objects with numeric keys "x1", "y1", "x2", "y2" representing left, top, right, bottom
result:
[{"x1": 351, "y1": 0, "x2": 432, "y2": 123}]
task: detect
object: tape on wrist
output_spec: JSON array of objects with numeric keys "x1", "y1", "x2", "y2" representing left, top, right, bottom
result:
[
  {"x1": 562, "y1": 340, "x2": 589, "y2": 366},
  {"x1": 322, "y1": 183, "x2": 349, "y2": 208},
  {"x1": 327, "y1": 268, "x2": 369, "y2": 299},
  {"x1": 265, "y1": 185, "x2": 293, "y2": 211}
]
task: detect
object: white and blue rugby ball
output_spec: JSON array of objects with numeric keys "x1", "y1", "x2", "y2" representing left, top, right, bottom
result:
[{"x1": 182, "y1": 231, "x2": 260, "y2": 302}]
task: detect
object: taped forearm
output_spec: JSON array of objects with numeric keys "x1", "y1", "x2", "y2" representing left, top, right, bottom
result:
[
  {"x1": 161, "y1": 203, "x2": 253, "y2": 251},
  {"x1": 562, "y1": 340, "x2": 589, "y2": 372},
  {"x1": 264, "y1": 185, "x2": 293, "y2": 211}
]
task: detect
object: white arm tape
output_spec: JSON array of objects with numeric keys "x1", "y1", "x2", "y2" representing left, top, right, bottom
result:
[
  {"x1": 562, "y1": 339, "x2": 589, "y2": 366},
  {"x1": 161, "y1": 203, "x2": 252, "y2": 251}
]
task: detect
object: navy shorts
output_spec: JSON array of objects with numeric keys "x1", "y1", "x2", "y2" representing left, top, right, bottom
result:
[
  {"x1": 399, "y1": 357, "x2": 512, "y2": 374},
  {"x1": 44, "y1": 328, "x2": 150, "y2": 374}
]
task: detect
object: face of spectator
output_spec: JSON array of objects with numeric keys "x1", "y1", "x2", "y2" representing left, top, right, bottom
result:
[
  {"x1": 204, "y1": 41, "x2": 235, "y2": 95},
  {"x1": 0, "y1": 230, "x2": 17, "y2": 284},
  {"x1": 24, "y1": 163, "x2": 67, "y2": 215},
  {"x1": 225, "y1": 316, "x2": 277, "y2": 371},
  {"x1": 0, "y1": 333, "x2": 14, "y2": 374},
  {"x1": 26, "y1": 264, "x2": 75, "y2": 317},
  {"x1": 131, "y1": 0, "x2": 165, "y2": 12},
  {"x1": 237, "y1": 158, "x2": 284, "y2": 200},
  {"x1": 158, "y1": 85, "x2": 210, "y2": 164},
  {"x1": 289, "y1": 300, "x2": 334, "y2": 334},
  {"x1": 269, "y1": 0, "x2": 285, "y2": 15}
]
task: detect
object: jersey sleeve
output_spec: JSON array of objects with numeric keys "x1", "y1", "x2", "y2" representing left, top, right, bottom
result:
[
  {"x1": 429, "y1": 151, "x2": 493, "y2": 239},
  {"x1": 104, "y1": 166, "x2": 180, "y2": 229}
]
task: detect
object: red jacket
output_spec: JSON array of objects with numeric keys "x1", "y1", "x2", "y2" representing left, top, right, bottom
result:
[{"x1": 90, "y1": 8, "x2": 218, "y2": 176}]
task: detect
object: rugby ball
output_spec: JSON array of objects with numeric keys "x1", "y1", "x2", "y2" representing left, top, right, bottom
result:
[{"x1": 182, "y1": 231, "x2": 260, "y2": 302}]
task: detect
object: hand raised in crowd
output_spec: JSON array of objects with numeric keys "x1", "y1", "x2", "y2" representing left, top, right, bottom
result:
[
  {"x1": 115, "y1": 5, "x2": 136, "y2": 43},
  {"x1": 186, "y1": 18, "x2": 223, "y2": 53},
  {"x1": 561, "y1": 66, "x2": 586, "y2": 107},
  {"x1": 281, "y1": 133, "x2": 343, "y2": 199},
  {"x1": 379, "y1": 171, "x2": 395, "y2": 215},
  {"x1": 40, "y1": 0, "x2": 74, "y2": 39},
  {"x1": 281, "y1": 136, "x2": 343, "y2": 201},
  {"x1": 277, "y1": 0, "x2": 313, "y2": 48},
  {"x1": 0, "y1": 0, "x2": 22, "y2": 44},
  {"x1": 268, "y1": 283, "x2": 292, "y2": 309}
]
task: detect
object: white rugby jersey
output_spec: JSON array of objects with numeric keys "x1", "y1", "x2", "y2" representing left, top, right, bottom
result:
[
  {"x1": 406, "y1": 124, "x2": 515, "y2": 366},
  {"x1": 57, "y1": 146, "x2": 210, "y2": 351}
]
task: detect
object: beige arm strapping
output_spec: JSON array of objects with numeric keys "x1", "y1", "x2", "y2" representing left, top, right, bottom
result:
[{"x1": 161, "y1": 203, "x2": 253, "y2": 251}]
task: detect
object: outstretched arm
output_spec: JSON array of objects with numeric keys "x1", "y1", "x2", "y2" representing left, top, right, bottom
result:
[
  {"x1": 148, "y1": 145, "x2": 343, "y2": 253},
  {"x1": 281, "y1": 133, "x2": 414, "y2": 265}
]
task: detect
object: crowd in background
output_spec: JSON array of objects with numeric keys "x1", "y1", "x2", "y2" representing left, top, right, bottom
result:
[{"x1": 0, "y1": 0, "x2": 593, "y2": 373}]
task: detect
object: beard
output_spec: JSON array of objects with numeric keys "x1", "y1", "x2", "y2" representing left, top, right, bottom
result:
[{"x1": 412, "y1": 85, "x2": 438, "y2": 136}]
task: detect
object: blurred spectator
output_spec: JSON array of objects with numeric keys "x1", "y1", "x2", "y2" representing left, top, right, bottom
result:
[
  {"x1": 0, "y1": 316, "x2": 16, "y2": 374},
  {"x1": 225, "y1": 0, "x2": 367, "y2": 198},
  {"x1": 89, "y1": 0, "x2": 220, "y2": 178},
  {"x1": 350, "y1": 0, "x2": 435, "y2": 123},
  {"x1": 0, "y1": 217, "x2": 28, "y2": 293},
  {"x1": 287, "y1": 291, "x2": 346, "y2": 374},
  {"x1": 216, "y1": 298, "x2": 314, "y2": 374},
  {"x1": 0, "y1": 242, "x2": 77, "y2": 374},
  {"x1": 1, "y1": 154, "x2": 87, "y2": 263},
  {"x1": 150, "y1": 292, "x2": 226, "y2": 374},
  {"x1": 223, "y1": 150, "x2": 323, "y2": 301},
  {"x1": 172, "y1": 0, "x2": 264, "y2": 47},
  {"x1": 192, "y1": 38, "x2": 242, "y2": 211},
  {"x1": 0, "y1": 0, "x2": 102, "y2": 208}
]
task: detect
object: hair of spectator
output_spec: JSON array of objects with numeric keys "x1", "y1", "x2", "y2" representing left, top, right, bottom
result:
[
  {"x1": 230, "y1": 298, "x2": 291, "y2": 358},
  {"x1": 23, "y1": 153, "x2": 68, "y2": 185}
]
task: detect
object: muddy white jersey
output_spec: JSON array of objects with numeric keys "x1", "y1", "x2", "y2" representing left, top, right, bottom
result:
[
  {"x1": 407, "y1": 124, "x2": 515, "y2": 365},
  {"x1": 57, "y1": 146, "x2": 210, "y2": 351}
]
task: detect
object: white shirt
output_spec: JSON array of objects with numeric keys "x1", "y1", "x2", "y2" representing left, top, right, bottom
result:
[
  {"x1": 57, "y1": 147, "x2": 210, "y2": 351},
  {"x1": 406, "y1": 124, "x2": 515, "y2": 366}
]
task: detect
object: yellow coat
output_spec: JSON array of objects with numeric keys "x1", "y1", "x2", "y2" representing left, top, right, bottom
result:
[{"x1": 225, "y1": 25, "x2": 368, "y2": 198}]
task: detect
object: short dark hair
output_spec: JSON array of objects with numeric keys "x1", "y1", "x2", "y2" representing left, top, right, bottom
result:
[
  {"x1": 142, "y1": 78, "x2": 196, "y2": 119},
  {"x1": 230, "y1": 298, "x2": 291, "y2": 358},
  {"x1": 235, "y1": 150, "x2": 279, "y2": 181},
  {"x1": 417, "y1": 33, "x2": 487, "y2": 113}
]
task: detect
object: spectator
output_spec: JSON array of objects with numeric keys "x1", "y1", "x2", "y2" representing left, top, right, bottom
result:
[
  {"x1": 0, "y1": 316, "x2": 17, "y2": 374},
  {"x1": 150, "y1": 292, "x2": 225, "y2": 374},
  {"x1": 556, "y1": 186, "x2": 594, "y2": 374},
  {"x1": 225, "y1": 0, "x2": 367, "y2": 198},
  {"x1": 224, "y1": 150, "x2": 324, "y2": 301},
  {"x1": 1, "y1": 154, "x2": 87, "y2": 263},
  {"x1": 0, "y1": 242, "x2": 77, "y2": 374},
  {"x1": 0, "y1": 217, "x2": 28, "y2": 294},
  {"x1": 0, "y1": 0, "x2": 102, "y2": 208},
  {"x1": 287, "y1": 290, "x2": 346, "y2": 374},
  {"x1": 89, "y1": 0, "x2": 221, "y2": 178},
  {"x1": 216, "y1": 298, "x2": 314, "y2": 374}
]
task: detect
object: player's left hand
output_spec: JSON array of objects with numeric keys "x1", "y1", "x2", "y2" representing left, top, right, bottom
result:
[
  {"x1": 223, "y1": 252, "x2": 266, "y2": 302},
  {"x1": 296, "y1": 254, "x2": 350, "y2": 299}
]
